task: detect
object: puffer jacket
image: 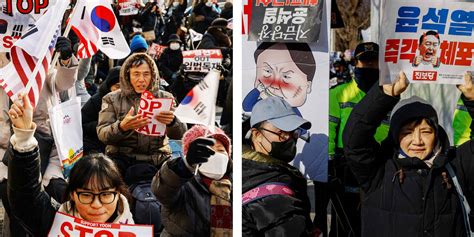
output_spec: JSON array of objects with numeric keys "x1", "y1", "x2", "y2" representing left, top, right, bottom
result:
[
  {"x1": 152, "y1": 158, "x2": 228, "y2": 236},
  {"x1": 34, "y1": 56, "x2": 79, "y2": 136},
  {"x1": 97, "y1": 53, "x2": 186, "y2": 166},
  {"x1": 7, "y1": 125, "x2": 133, "y2": 237},
  {"x1": 343, "y1": 86, "x2": 474, "y2": 237},
  {"x1": 242, "y1": 146, "x2": 314, "y2": 236}
]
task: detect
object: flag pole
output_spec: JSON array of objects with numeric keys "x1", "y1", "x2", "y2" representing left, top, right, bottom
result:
[{"x1": 24, "y1": 1, "x2": 77, "y2": 97}]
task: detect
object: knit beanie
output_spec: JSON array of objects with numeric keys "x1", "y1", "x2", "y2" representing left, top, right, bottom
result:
[
  {"x1": 105, "y1": 66, "x2": 121, "y2": 89},
  {"x1": 390, "y1": 96, "x2": 439, "y2": 143},
  {"x1": 129, "y1": 35, "x2": 148, "y2": 53},
  {"x1": 182, "y1": 125, "x2": 232, "y2": 156}
]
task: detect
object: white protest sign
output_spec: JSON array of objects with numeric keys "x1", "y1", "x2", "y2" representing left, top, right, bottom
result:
[
  {"x1": 118, "y1": 0, "x2": 140, "y2": 16},
  {"x1": 48, "y1": 212, "x2": 153, "y2": 236},
  {"x1": 135, "y1": 91, "x2": 173, "y2": 136},
  {"x1": 182, "y1": 49, "x2": 223, "y2": 73},
  {"x1": 380, "y1": 1, "x2": 474, "y2": 84}
]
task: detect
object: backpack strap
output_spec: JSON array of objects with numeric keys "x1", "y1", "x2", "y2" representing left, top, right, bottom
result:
[
  {"x1": 445, "y1": 163, "x2": 474, "y2": 236},
  {"x1": 242, "y1": 182, "x2": 294, "y2": 205}
]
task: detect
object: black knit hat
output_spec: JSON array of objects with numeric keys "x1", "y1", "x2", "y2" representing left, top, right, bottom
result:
[
  {"x1": 390, "y1": 96, "x2": 439, "y2": 143},
  {"x1": 105, "y1": 66, "x2": 121, "y2": 89},
  {"x1": 211, "y1": 18, "x2": 228, "y2": 28}
]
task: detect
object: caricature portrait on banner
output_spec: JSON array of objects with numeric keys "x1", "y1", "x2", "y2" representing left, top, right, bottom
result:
[{"x1": 242, "y1": 0, "x2": 330, "y2": 182}]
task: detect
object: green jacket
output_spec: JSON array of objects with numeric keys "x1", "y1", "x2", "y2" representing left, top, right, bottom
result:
[
  {"x1": 329, "y1": 79, "x2": 390, "y2": 157},
  {"x1": 453, "y1": 97, "x2": 472, "y2": 146}
]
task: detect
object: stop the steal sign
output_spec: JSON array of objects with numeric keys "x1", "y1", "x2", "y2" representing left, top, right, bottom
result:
[
  {"x1": 135, "y1": 91, "x2": 173, "y2": 136},
  {"x1": 48, "y1": 212, "x2": 153, "y2": 236}
]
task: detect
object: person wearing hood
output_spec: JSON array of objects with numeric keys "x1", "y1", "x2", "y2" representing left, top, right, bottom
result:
[
  {"x1": 6, "y1": 93, "x2": 133, "y2": 236},
  {"x1": 343, "y1": 71, "x2": 474, "y2": 237},
  {"x1": 324, "y1": 42, "x2": 386, "y2": 236},
  {"x1": 97, "y1": 53, "x2": 186, "y2": 176},
  {"x1": 82, "y1": 66, "x2": 121, "y2": 155},
  {"x1": 242, "y1": 97, "x2": 315, "y2": 236},
  {"x1": 158, "y1": 34, "x2": 183, "y2": 85},
  {"x1": 152, "y1": 124, "x2": 232, "y2": 236}
]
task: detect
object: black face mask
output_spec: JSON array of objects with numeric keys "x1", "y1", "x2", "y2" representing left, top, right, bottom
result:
[
  {"x1": 259, "y1": 132, "x2": 297, "y2": 162},
  {"x1": 354, "y1": 67, "x2": 379, "y2": 93}
]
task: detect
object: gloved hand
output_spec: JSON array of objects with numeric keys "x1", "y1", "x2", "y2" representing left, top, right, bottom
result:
[
  {"x1": 171, "y1": 72, "x2": 178, "y2": 80},
  {"x1": 185, "y1": 138, "x2": 215, "y2": 167},
  {"x1": 55, "y1": 36, "x2": 73, "y2": 60}
]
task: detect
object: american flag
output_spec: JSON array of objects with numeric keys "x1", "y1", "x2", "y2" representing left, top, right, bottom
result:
[
  {"x1": 0, "y1": 0, "x2": 68, "y2": 107},
  {"x1": 0, "y1": 25, "x2": 60, "y2": 107}
]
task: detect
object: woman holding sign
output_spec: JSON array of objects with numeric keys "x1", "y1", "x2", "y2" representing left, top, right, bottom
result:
[
  {"x1": 6, "y1": 93, "x2": 134, "y2": 236},
  {"x1": 343, "y1": 72, "x2": 474, "y2": 237}
]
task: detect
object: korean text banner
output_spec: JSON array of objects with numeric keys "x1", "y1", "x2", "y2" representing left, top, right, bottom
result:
[
  {"x1": 242, "y1": 0, "x2": 330, "y2": 182},
  {"x1": 380, "y1": 1, "x2": 474, "y2": 85},
  {"x1": 248, "y1": 0, "x2": 323, "y2": 43},
  {"x1": 182, "y1": 49, "x2": 223, "y2": 73}
]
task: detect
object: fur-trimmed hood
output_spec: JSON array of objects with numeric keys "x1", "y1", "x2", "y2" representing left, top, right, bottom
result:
[{"x1": 119, "y1": 53, "x2": 161, "y2": 99}]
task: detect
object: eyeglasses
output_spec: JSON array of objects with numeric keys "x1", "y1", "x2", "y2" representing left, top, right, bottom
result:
[
  {"x1": 259, "y1": 128, "x2": 300, "y2": 141},
  {"x1": 76, "y1": 191, "x2": 118, "y2": 205}
]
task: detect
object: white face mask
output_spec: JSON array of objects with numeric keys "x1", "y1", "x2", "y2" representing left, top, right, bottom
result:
[
  {"x1": 172, "y1": 1, "x2": 179, "y2": 7},
  {"x1": 199, "y1": 152, "x2": 228, "y2": 180},
  {"x1": 169, "y1": 42, "x2": 180, "y2": 50},
  {"x1": 205, "y1": 1, "x2": 213, "y2": 7}
]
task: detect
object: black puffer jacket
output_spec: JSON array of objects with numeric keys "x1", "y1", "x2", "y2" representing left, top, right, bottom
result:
[
  {"x1": 82, "y1": 67, "x2": 121, "y2": 154},
  {"x1": 191, "y1": 3, "x2": 218, "y2": 34},
  {"x1": 242, "y1": 146, "x2": 313, "y2": 236},
  {"x1": 158, "y1": 48, "x2": 183, "y2": 82},
  {"x1": 343, "y1": 86, "x2": 474, "y2": 237}
]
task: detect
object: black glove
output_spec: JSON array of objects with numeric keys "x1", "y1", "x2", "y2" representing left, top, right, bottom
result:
[
  {"x1": 185, "y1": 138, "x2": 215, "y2": 166},
  {"x1": 55, "y1": 36, "x2": 73, "y2": 60}
]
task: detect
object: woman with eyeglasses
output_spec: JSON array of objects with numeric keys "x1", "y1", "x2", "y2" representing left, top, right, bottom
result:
[
  {"x1": 242, "y1": 97, "x2": 316, "y2": 236},
  {"x1": 6, "y1": 93, "x2": 133, "y2": 236}
]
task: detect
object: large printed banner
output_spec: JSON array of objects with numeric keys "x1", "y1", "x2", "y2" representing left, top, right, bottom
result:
[
  {"x1": 242, "y1": 0, "x2": 330, "y2": 182},
  {"x1": 380, "y1": 1, "x2": 474, "y2": 84},
  {"x1": 118, "y1": 0, "x2": 140, "y2": 16},
  {"x1": 48, "y1": 212, "x2": 153, "y2": 236},
  {"x1": 248, "y1": 0, "x2": 324, "y2": 42},
  {"x1": 135, "y1": 91, "x2": 173, "y2": 137},
  {"x1": 182, "y1": 49, "x2": 223, "y2": 73}
]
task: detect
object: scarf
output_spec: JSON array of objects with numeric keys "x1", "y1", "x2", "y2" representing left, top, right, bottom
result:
[{"x1": 201, "y1": 176, "x2": 232, "y2": 237}]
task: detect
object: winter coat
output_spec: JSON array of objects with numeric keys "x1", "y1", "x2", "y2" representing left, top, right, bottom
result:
[
  {"x1": 242, "y1": 146, "x2": 313, "y2": 236},
  {"x1": 191, "y1": 3, "x2": 218, "y2": 34},
  {"x1": 197, "y1": 27, "x2": 231, "y2": 52},
  {"x1": 152, "y1": 158, "x2": 219, "y2": 236},
  {"x1": 75, "y1": 58, "x2": 92, "y2": 106},
  {"x1": 343, "y1": 86, "x2": 474, "y2": 237},
  {"x1": 158, "y1": 48, "x2": 183, "y2": 82},
  {"x1": 82, "y1": 69, "x2": 118, "y2": 154},
  {"x1": 97, "y1": 53, "x2": 186, "y2": 167},
  {"x1": 7, "y1": 125, "x2": 133, "y2": 237},
  {"x1": 34, "y1": 56, "x2": 79, "y2": 136},
  {"x1": 139, "y1": 5, "x2": 160, "y2": 32}
]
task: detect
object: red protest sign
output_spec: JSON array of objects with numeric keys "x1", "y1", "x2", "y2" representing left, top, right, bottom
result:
[
  {"x1": 135, "y1": 91, "x2": 173, "y2": 136},
  {"x1": 48, "y1": 212, "x2": 153, "y2": 237}
]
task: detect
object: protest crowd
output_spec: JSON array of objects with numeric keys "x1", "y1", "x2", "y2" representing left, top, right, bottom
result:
[{"x1": 0, "y1": 0, "x2": 232, "y2": 236}]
